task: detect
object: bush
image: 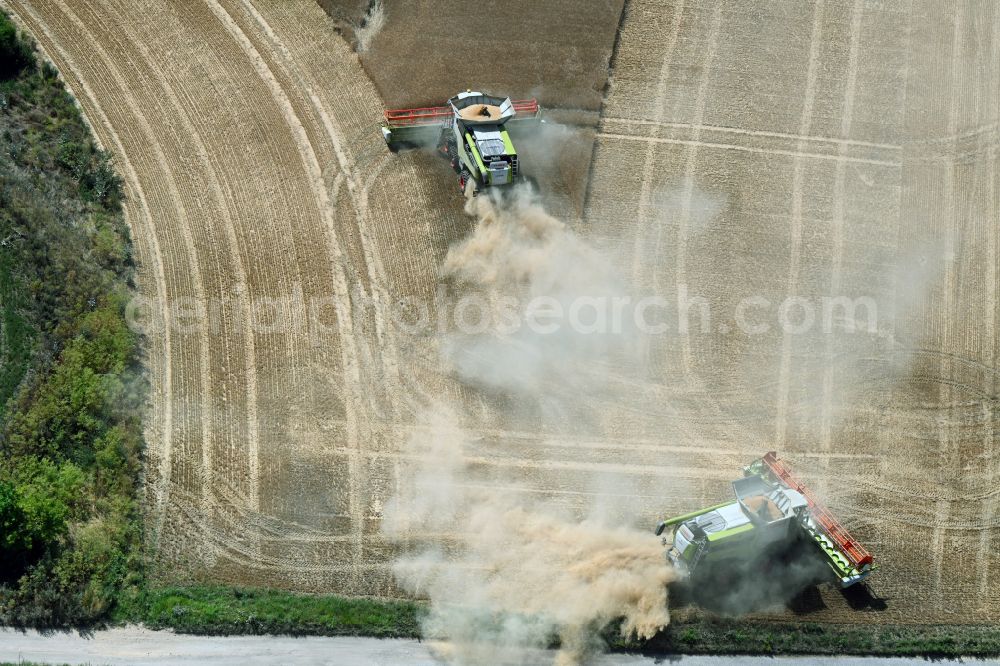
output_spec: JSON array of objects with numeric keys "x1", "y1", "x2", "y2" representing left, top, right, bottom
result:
[
  {"x1": 13, "y1": 459, "x2": 85, "y2": 549},
  {"x1": 0, "y1": 481, "x2": 26, "y2": 551},
  {"x1": 0, "y1": 13, "x2": 34, "y2": 81},
  {"x1": 0, "y1": 459, "x2": 84, "y2": 587},
  {"x1": 0, "y1": 256, "x2": 35, "y2": 423},
  {"x1": 0, "y1": 12, "x2": 142, "y2": 628}
]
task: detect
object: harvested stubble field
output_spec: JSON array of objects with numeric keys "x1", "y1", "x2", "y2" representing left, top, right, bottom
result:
[
  {"x1": 317, "y1": 0, "x2": 620, "y2": 218},
  {"x1": 329, "y1": 0, "x2": 628, "y2": 112},
  {"x1": 2, "y1": 0, "x2": 997, "y2": 635},
  {"x1": 585, "y1": 0, "x2": 1000, "y2": 624}
]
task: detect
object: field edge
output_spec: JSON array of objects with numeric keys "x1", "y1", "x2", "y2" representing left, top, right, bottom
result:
[{"x1": 120, "y1": 585, "x2": 1000, "y2": 658}]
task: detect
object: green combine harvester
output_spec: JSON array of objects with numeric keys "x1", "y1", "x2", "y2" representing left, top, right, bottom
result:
[
  {"x1": 656, "y1": 452, "x2": 874, "y2": 588},
  {"x1": 381, "y1": 90, "x2": 543, "y2": 195}
]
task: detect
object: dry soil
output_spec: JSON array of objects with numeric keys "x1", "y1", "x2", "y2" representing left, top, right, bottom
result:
[{"x1": 2, "y1": 0, "x2": 998, "y2": 628}]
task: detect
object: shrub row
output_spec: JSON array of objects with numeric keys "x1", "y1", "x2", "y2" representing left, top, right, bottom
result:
[{"x1": 0, "y1": 11, "x2": 143, "y2": 627}]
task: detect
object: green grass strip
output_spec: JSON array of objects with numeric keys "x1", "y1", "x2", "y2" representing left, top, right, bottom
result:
[
  {"x1": 613, "y1": 616, "x2": 1000, "y2": 658},
  {"x1": 126, "y1": 586, "x2": 425, "y2": 638},
  {"x1": 123, "y1": 585, "x2": 1000, "y2": 658}
]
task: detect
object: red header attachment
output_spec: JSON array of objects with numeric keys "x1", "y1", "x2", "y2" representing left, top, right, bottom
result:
[{"x1": 762, "y1": 451, "x2": 874, "y2": 569}]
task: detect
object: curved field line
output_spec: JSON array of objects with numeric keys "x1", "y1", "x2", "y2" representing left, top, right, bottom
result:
[
  {"x1": 243, "y1": 0, "x2": 427, "y2": 412},
  {"x1": 198, "y1": 2, "x2": 364, "y2": 541},
  {"x1": 199, "y1": 0, "x2": 386, "y2": 582},
  {"x1": 47, "y1": 0, "x2": 219, "y2": 527},
  {"x1": 231, "y1": 0, "x2": 404, "y2": 410},
  {"x1": 234, "y1": 6, "x2": 472, "y2": 572},
  {"x1": 0, "y1": 0, "x2": 183, "y2": 548},
  {"x1": 77, "y1": 0, "x2": 264, "y2": 517},
  {"x1": 202, "y1": 0, "x2": 361, "y2": 405},
  {"x1": 166, "y1": 0, "x2": 335, "y2": 504},
  {"x1": 6, "y1": 0, "x2": 381, "y2": 570},
  {"x1": 31, "y1": 3, "x2": 213, "y2": 510},
  {"x1": 162, "y1": 0, "x2": 335, "y2": 532}
]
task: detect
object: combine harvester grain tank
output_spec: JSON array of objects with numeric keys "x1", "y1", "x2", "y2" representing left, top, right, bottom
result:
[
  {"x1": 656, "y1": 452, "x2": 874, "y2": 588},
  {"x1": 381, "y1": 90, "x2": 543, "y2": 195}
]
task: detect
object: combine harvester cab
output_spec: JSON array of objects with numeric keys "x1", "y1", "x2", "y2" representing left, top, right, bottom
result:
[
  {"x1": 382, "y1": 90, "x2": 542, "y2": 195},
  {"x1": 655, "y1": 452, "x2": 873, "y2": 589}
]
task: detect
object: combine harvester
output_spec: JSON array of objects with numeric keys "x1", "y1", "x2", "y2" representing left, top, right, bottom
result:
[
  {"x1": 381, "y1": 90, "x2": 542, "y2": 195},
  {"x1": 656, "y1": 452, "x2": 874, "y2": 588}
]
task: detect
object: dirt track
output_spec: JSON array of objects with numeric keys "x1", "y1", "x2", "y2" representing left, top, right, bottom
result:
[
  {"x1": 2, "y1": 0, "x2": 998, "y2": 627},
  {"x1": 4, "y1": 629, "x2": 987, "y2": 666}
]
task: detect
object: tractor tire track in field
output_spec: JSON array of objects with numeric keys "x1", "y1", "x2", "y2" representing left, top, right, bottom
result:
[
  {"x1": 584, "y1": 0, "x2": 1000, "y2": 624},
  {"x1": 50, "y1": 0, "x2": 223, "y2": 527},
  {"x1": 0, "y1": 0, "x2": 446, "y2": 592},
  {"x1": 5, "y1": 0, "x2": 1000, "y2": 625},
  {"x1": 80, "y1": 0, "x2": 263, "y2": 521},
  {"x1": 1, "y1": 0, "x2": 185, "y2": 551}
]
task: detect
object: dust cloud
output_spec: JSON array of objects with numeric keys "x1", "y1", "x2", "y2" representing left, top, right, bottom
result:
[
  {"x1": 440, "y1": 187, "x2": 641, "y2": 419},
  {"x1": 383, "y1": 189, "x2": 673, "y2": 665}
]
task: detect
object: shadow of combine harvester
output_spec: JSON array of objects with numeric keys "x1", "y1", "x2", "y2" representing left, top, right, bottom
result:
[{"x1": 657, "y1": 452, "x2": 887, "y2": 616}]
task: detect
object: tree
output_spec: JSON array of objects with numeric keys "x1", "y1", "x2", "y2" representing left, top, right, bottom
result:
[
  {"x1": 7, "y1": 459, "x2": 86, "y2": 558},
  {"x1": 0, "y1": 480, "x2": 26, "y2": 551}
]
